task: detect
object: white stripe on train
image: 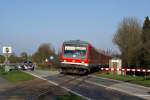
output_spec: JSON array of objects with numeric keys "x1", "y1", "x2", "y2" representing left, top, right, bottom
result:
[{"x1": 61, "y1": 61, "x2": 89, "y2": 66}]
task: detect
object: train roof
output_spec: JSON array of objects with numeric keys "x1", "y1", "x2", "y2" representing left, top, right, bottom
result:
[{"x1": 63, "y1": 40, "x2": 89, "y2": 46}]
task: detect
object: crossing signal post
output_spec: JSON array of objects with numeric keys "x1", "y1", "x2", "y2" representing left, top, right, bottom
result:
[
  {"x1": 49, "y1": 56, "x2": 54, "y2": 69},
  {"x1": 2, "y1": 46, "x2": 12, "y2": 72}
]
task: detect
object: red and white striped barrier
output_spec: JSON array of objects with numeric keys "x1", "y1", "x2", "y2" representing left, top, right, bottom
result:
[{"x1": 100, "y1": 68, "x2": 150, "y2": 72}]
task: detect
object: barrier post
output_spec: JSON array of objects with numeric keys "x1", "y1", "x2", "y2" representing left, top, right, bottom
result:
[
  {"x1": 113, "y1": 68, "x2": 115, "y2": 79},
  {"x1": 106, "y1": 68, "x2": 109, "y2": 74},
  {"x1": 133, "y1": 71, "x2": 135, "y2": 77},
  {"x1": 124, "y1": 68, "x2": 127, "y2": 81},
  {"x1": 144, "y1": 70, "x2": 147, "y2": 80},
  {"x1": 121, "y1": 68, "x2": 123, "y2": 76},
  {"x1": 113, "y1": 63, "x2": 117, "y2": 79}
]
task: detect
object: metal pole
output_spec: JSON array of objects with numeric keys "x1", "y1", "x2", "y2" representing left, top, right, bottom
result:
[{"x1": 5, "y1": 48, "x2": 10, "y2": 72}]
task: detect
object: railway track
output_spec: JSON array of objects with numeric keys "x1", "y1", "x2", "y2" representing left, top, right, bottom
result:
[{"x1": 25, "y1": 70, "x2": 147, "y2": 100}]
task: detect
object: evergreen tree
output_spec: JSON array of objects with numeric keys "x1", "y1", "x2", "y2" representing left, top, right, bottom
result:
[{"x1": 141, "y1": 16, "x2": 150, "y2": 68}]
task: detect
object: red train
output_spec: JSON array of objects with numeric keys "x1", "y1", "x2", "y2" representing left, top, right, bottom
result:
[{"x1": 60, "y1": 40, "x2": 111, "y2": 74}]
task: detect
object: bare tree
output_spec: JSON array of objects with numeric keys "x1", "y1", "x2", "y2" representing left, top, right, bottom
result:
[
  {"x1": 113, "y1": 17, "x2": 142, "y2": 68},
  {"x1": 20, "y1": 52, "x2": 28, "y2": 61},
  {"x1": 32, "y1": 43, "x2": 55, "y2": 63},
  {"x1": 0, "y1": 55, "x2": 5, "y2": 63}
]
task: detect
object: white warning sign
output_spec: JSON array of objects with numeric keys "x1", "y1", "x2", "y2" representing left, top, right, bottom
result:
[{"x1": 2, "y1": 46, "x2": 12, "y2": 54}]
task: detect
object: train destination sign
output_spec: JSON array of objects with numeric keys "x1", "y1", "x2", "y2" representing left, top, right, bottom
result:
[{"x1": 65, "y1": 46, "x2": 86, "y2": 50}]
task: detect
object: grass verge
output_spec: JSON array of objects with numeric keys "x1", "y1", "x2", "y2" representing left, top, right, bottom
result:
[
  {"x1": 0, "y1": 68, "x2": 34, "y2": 83},
  {"x1": 95, "y1": 72, "x2": 150, "y2": 87}
]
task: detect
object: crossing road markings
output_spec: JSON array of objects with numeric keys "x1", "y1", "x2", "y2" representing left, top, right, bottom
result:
[{"x1": 25, "y1": 71, "x2": 91, "y2": 100}]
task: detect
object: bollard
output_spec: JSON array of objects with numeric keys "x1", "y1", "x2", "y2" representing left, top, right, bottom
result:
[
  {"x1": 144, "y1": 70, "x2": 147, "y2": 80},
  {"x1": 5, "y1": 65, "x2": 10, "y2": 72}
]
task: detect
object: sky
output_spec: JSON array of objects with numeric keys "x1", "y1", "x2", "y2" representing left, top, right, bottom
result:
[{"x1": 0, "y1": 0, "x2": 150, "y2": 55}]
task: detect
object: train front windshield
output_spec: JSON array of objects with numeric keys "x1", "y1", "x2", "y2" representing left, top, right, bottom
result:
[{"x1": 64, "y1": 46, "x2": 87, "y2": 59}]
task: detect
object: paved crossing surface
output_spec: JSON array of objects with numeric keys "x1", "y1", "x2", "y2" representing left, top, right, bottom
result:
[{"x1": 27, "y1": 70, "x2": 148, "y2": 100}]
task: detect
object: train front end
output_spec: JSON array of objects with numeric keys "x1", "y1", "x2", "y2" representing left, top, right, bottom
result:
[{"x1": 60, "y1": 40, "x2": 89, "y2": 74}]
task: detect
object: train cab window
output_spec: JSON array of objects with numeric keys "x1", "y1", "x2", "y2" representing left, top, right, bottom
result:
[{"x1": 64, "y1": 46, "x2": 87, "y2": 59}]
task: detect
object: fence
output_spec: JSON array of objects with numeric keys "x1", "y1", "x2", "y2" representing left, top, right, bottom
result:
[
  {"x1": 100, "y1": 67, "x2": 150, "y2": 79},
  {"x1": 100, "y1": 67, "x2": 150, "y2": 72}
]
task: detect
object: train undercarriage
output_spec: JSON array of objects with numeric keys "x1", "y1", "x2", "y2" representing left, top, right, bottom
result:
[
  {"x1": 60, "y1": 64, "x2": 101, "y2": 74},
  {"x1": 60, "y1": 64, "x2": 90, "y2": 74},
  {"x1": 61, "y1": 67, "x2": 89, "y2": 74}
]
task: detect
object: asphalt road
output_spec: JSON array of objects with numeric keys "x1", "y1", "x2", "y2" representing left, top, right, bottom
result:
[{"x1": 27, "y1": 70, "x2": 146, "y2": 100}]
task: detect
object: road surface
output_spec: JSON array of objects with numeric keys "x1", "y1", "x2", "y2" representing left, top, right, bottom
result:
[{"x1": 26, "y1": 70, "x2": 147, "y2": 100}]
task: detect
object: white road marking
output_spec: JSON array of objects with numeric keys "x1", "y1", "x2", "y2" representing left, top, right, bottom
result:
[
  {"x1": 136, "y1": 95, "x2": 150, "y2": 97},
  {"x1": 89, "y1": 75, "x2": 150, "y2": 90},
  {"x1": 25, "y1": 71, "x2": 91, "y2": 100},
  {"x1": 89, "y1": 75, "x2": 123, "y2": 83},
  {"x1": 67, "y1": 75, "x2": 114, "y2": 90},
  {"x1": 25, "y1": 71, "x2": 150, "y2": 100},
  {"x1": 67, "y1": 75, "x2": 150, "y2": 100}
]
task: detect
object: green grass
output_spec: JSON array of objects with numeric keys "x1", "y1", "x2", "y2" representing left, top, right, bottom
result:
[
  {"x1": 95, "y1": 72, "x2": 150, "y2": 87},
  {"x1": 0, "y1": 68, "x2": 34, "y2": 83},
  {"x1": 57, "y1": 93, "x2": 83, "y2": 100}
]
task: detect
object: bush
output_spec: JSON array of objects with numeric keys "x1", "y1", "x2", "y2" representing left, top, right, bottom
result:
[{"x1": 37, "y1": 63, "x2": 49, "y2": 69}]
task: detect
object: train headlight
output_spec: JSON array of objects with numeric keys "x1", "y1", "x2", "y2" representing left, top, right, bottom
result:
[
  {"x1": 64, "y1": 60, "x2": 66, "y2": 62},
  {"x1": 81, "y1": 61, "x2": 84, "y2": 64}
]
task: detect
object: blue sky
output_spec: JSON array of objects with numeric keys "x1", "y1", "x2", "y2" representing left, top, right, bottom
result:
[{"x1": 0, "y1": 0, "x2": 150, "y2": 55}]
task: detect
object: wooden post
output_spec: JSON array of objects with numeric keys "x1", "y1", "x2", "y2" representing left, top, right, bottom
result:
[
  {"x1": 144, "y1": 71, "x2": 147, "y2": 80},
  {"x1": 124, "y1": 68, "x2": 126, "y2": 81},
  {"x1": 113, "y1": 63, "x2": 117, "y2": 79}
]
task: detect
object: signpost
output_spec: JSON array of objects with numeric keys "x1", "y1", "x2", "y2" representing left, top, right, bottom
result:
[
  {"x1": 49, "y1": 56, "x2": 54, "y2": 69},
  {"x1": 50, "y1": 56, "x2": 54, "y2": 60},
  {"x1": 2, "y1": 46, "x2": 12, "y2": 72},
  {"x1": 109, "y1": 58, "x2": 122, "y2": 75}
]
